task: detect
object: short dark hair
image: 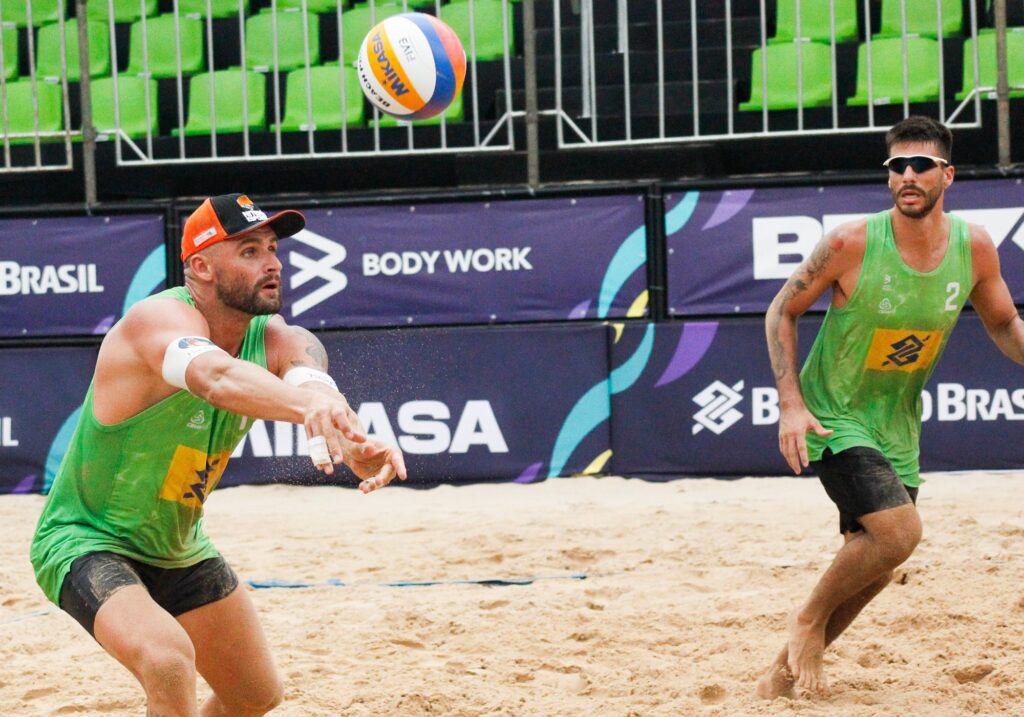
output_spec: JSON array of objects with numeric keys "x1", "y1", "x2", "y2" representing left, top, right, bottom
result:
[{"x1": 885, "y1": 116, "x2": 953, "y2": 162}]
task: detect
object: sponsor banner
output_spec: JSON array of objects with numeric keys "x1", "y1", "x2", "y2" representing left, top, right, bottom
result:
[
  {"x1": 0, "y1": 347, "x2": 98, "y2": 494},
  {"x1": 0, "y1": 214, "x2": 167, "y2": 336},
  {"x1": 0, "y1": 324, "x2": 612, "y2": 493},
  {"x1": 666, "y1": 178, "x2": 1024, "y2": 315},
  {"x1": 609, "y1": 313, "x2": 1024, "y2": 477},
  {"x1": 276, "y1": 195, "x2": 648, "y2": 327},
  {"x1": 226, "y1": 324, "x2": 612, "y2": 486}
]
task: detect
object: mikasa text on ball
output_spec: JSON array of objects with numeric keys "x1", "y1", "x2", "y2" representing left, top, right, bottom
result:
[{"x1": 357, "y1": 13, "x2": 467, "y2": 121}]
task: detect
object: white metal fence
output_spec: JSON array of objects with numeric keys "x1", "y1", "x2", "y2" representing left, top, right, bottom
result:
[{"x1": 0, "y1": 0, "x2": 1018, "y2": 173}]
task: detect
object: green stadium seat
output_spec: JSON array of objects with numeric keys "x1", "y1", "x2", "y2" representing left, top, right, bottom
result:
[
  {"x1": 126, "y1": 14, "x2": 205, "y2": 79},
  {"x1": 374, "y1": 89, "x2": 464, "y2": 126},
  {"x1": 440, "y1": 0, "x2": 514, "y2": 61},
  {"x1": 770, "y1": 0, "x2": 859, "y2": 44},
  {"x1": 848, "y1": 36, "x2": 941, "y2": 105},
  {"x1": 0, "y1": 80, "x2": 64, "y2": 143},
  {"x1": 877, "y1": 0, "x2": 962, "y2": 39},
  {"x1": 245, "y1": 10, "x2": 320, "y2": 73},
  {"x1": 740, "y1": 41, "x2": 835, "y2": 110},
  {"x1": 37, "y1": 20, "x2": 111, "y2": 82},
  {"x1": 178, "y1": 0, "x2": 250, "y2": 19},
  {"x1": 0, "y1": 0, "x2": 64, "y2": 28},
  {"x1": 87, "y1": 0, "x2": 159, "y2": 24},
  {"x1": 89, "y1": 75, "x2": 159, "y2": 139},
  {"x1": 273, "y1": 64, "x2": 364, "y2": 131},
  {"x1": 340, "y1": 2, "x2": 406, "y2": 66},
  {"x1": 958, "y1": 28, "x2": 1024, "y2": 100},
  {"x1": 2, "y1": 25, "x2": 16, "y2": 81},
  {"x1": 175, "y1": 69, "x2": 266, "y2": 135}
]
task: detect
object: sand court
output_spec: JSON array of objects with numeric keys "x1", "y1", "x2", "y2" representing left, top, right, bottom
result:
[{"x1": 2, "y1": 472, "x2": 1022, "y2": 716}]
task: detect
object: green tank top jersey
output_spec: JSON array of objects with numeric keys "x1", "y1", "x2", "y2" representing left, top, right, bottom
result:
[
  {"x1": 31, "y1": 287, "x2": 269, "y2": 605},
  {"x1": 802, "y1": 210, "x2": 972, "y2": 487}
]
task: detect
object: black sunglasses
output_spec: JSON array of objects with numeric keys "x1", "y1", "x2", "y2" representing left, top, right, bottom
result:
[{"x1": 883, "y1": 155, "x2": 949, "y2": 174}]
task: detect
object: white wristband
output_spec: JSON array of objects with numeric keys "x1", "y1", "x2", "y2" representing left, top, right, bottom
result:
[
  {"x1": 162, "y1": 337, "x2": 226, "y2": 391},
  {"x1": 283, "y1": 366, "x2": 338, "y2": 391}
]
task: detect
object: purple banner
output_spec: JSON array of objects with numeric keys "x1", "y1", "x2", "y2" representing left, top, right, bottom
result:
[
  {"x1": 610, "y1": 313, "x2": 1024, "y2": 477},
  {"x1": 272, "y1": 195, "x2": 648, "y2": 328},
  {"x1": 0, "y1": 324, "x2": 613, "y2": 493},
  {"x1": 666, "y1": 178, "x2": 1024, "y2": 316},
  {"x1": 0, "y1": 214, "x2": 167, "y2": 336},
  {"x1": 0, "y1": 346, "x2": 97, "y2": 494}
]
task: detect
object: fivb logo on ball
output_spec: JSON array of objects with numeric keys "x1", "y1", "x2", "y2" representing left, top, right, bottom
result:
[{"x1": 357, "y1": 12, "x2": 466, "y2": 121}]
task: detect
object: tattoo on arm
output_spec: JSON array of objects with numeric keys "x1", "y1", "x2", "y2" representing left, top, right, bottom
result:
[
  {"x1": 767, "y1": 238, "x2": 834, "y2": 382},
  {"x1": 289, "y1": 326, "x2": 328, "y2": 370}
]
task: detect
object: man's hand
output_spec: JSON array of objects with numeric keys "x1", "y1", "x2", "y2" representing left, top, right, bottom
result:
[
  {"x1": 303, "y1": 392, "x2": 366, "y2": 475},
  {"x1": 344, "y1": 439, "x2": 408, "y2": 494},
  {"x1": 778, "y1": 406, "x2": 832, "y2": 475}
]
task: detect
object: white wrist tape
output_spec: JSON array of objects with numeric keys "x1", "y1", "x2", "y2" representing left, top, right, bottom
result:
[
  {"x1": 283, "y1": 366, "x2": 338, "y2": 391},
  {"x1": 162, "y1": 337, "x2": 226, "y2": 391},
  {"x1": 307, "y1": 435, "x2": 333, "y2": 466}
]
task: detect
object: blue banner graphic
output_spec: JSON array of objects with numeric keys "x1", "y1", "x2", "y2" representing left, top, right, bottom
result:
[
  {"x1": 666, "y1": 178, "x2": 1024, "y2": 315},
  {"x1": 608, "y1": 313, "x2": 1024, "y2": 477},
  {"x1": 0, "y1": 214, "x2": 167, "y2": 336},
  {"x1": 271, "y1": 195, "x2": 649, "y2": 328}
]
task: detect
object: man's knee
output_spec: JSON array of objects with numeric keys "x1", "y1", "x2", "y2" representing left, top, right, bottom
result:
[
  {"x1": 135, "y1": 641, "x2": 197, "y2": 694},
  {"x1": 871, "y1": 518, "x2": 922, "y2": 568},
  {"x1": 215, "y1": 672, "x2": 284, "y2": 716}
]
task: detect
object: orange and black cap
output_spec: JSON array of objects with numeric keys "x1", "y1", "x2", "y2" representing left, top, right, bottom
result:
[{"x1": 181, "y1": 193, "x2": 305, "y2": 261}]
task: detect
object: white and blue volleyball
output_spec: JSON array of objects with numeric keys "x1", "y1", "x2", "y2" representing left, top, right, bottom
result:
[{"x1": 356, "y1": 13, "x2": 467, "y2": 121}]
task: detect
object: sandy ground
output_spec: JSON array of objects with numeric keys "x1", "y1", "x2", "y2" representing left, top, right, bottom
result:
[{"x1": 1, "y1": 472, "x2": 1022, "y2": 716}]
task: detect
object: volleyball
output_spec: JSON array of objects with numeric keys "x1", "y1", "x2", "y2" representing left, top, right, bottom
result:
[{"x1": 356, "y1": 13, "x2": 467, "y2": 121}]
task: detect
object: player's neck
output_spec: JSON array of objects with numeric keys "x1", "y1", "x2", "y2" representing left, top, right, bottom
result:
[
  {"x1": 889, "y1": 204, "x2": 947, "y2": 247},
  {"x1": 186, "y1": 285, "x2": 250, "y2": 356}
]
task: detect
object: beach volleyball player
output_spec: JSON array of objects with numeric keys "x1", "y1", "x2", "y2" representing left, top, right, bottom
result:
[
  {"x1": 30, "y1": 194, "x2": 406, "y2": 716},
  {"x1": 757, "y1": 117, "x2": 1024, "y2": 697}
]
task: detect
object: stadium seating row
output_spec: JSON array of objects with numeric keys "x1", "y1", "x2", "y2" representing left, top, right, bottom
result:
[
  {"x1": 0, "y1": 1, "x2": 512, "y2": 83},
  {"x1": 0, "y1": 63, "x2": 466, "y2": 143},
  {"x1": 742, "y1": 30, "x2": 1024, "y2": 111}
]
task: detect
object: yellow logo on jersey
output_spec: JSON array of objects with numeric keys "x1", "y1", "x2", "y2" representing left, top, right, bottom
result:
[
  {"x1": 864, "y1": 328, "x2": 944, "y2": 372},
  {"x1": 160, "y1": 445, "x2": 229, "y2": 509}
]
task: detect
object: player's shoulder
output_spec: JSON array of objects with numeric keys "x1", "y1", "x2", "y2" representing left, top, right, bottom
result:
[
  {"x1": 820, "y1": 216, "x2": 868, "y2": 265},
  {"x1": 963, "y1": 219, "x2": 995, "y2": 247},
  {"x1": 118, "y1": 292, "x2": 208, "y2": 337}
]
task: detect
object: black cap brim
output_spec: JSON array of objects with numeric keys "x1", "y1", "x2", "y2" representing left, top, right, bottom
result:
[{"x1": 226, "y1": 209, "x2": 306, "y2": 242}]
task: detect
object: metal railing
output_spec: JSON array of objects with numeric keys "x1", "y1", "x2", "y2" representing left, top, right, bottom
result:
[
  {"x1": 551, "y1": 0, "x2": 1018, "y2": 148},
  {"x1": 0, "y1": 0, "x2": 1019, "y2": 179}
]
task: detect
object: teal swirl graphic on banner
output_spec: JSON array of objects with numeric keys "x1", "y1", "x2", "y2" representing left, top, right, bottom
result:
[
  {"x1": 124, "y1": 246, "x2": 167, "y2": 313},
  {"x1": 547, "y1": 323, "x2": 655, "y2": 477},
  {"x1": 43, "y1": 245, "x2": 165, "y2": 494},
  {"x1": 545, "y1": 193, "x2": 701, "y2": 478},
  {"x1": 665, "y1": 191, "x2": 700, "y2": 236}
]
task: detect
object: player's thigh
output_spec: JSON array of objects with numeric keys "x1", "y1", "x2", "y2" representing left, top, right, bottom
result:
[
  {"x1": 176, "y1": 584, "x2": 282, "y2": 705},
  {"x1": 94, "y1": 584, "x2": 197, "y2": 679}
]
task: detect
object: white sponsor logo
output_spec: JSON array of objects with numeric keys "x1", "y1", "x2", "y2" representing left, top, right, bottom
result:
[
  {"x1": 1, "y1": 417, "x2": 19, "y2": 447},
  {"x1": 187, "y1": 410, "x2": 207, "y2": 430},
  {"x1": 0, "y1": 262, "x2": 104, "y2": 296},
  {"x1": 193, "y1": 227, "x2": 218, "y2": 247},
  {"x1": 721, "y1": 383, "x2": 1024, "y2": 432},
  {"x1": 231, "y1": 400, "x2": 509, "y2": 458},
  {"x1": 692, "y1": 380, "x2": 745, "y2": 435},
  {"x1": 288, "y1": 230, "x2": 348, "y2": 317},
  {"x1": 752, "y1": 208, "x2": 1024, "y2": 280},
  {"x1": 362, "y1": 247, "x2": 533, "y2": 277},
  {"x1": 242, "y1": 209, "x2": 268, "y2": 223}
]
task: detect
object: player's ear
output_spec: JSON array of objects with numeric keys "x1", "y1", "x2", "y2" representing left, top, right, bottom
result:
[
  {"x1": 187, "y1": 253, "x2": 215, "y2": 281},
  {"x1": 943, "y1": 163, "x2": 955, "y2": 189}
]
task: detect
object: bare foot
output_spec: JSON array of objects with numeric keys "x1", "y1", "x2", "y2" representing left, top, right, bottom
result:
[
  {"x1": 787, "y1": 607, "x2": 827, "y2": 693},
  {"x1": 755, "y1": 657, "x2": 794, "y2": 700}
]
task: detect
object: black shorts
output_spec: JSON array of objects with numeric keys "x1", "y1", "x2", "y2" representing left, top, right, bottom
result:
[
  {"x1": 59, "y1": 551, "x2": 239, "y2": 638},
  {"x1": 811, "y1": 447, "x2": 919, "y2": 534}
]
